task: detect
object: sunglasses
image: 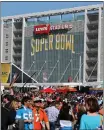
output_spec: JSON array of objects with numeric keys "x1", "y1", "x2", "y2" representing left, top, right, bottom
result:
[{"x1": 34, "y1": 101, "x2": 42, "y2": 103}]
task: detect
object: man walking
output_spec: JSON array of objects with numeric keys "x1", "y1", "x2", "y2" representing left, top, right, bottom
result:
[
  {"x1": 16, "y1": 96, "x2": 34, "y2": 130},
  {"x1": 45, "y1": 101, "x2": 59, "y2": 130},
  {"x1": 33, "y1": 97, "x2": 50, "y2": 130}
]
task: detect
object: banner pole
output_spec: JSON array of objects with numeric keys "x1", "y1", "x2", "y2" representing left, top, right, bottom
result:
[
  {"x1": 10, "y1": 62, "x2": 12, "y2": 84},
  {"x1": 103, "y1": 2, "x2": 104, "y2": 129}
]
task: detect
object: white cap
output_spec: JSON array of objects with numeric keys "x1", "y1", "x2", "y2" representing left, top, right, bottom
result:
[{"x1": 34, "y1": 97, "x2": 41, "y2": 102}]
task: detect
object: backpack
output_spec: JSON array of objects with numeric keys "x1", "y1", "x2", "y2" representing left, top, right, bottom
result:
[{"x1": 12, "y1": 119, "x2": 24, "y2": 130}]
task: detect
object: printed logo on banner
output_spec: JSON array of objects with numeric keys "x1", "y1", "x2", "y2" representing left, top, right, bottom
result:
[
  {"x1": 34, "y1": 23, "x2": 72, "y2": 34},
  {"x1": 1, "y1": 63, "x2": 10, "y2": 83},
  {"x1": 34, "y1": 24, "x2": 50, "y2": 34}
]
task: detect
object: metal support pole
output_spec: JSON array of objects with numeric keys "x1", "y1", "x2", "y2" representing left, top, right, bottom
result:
[
  {"x1": 73, "y1": 62, "x2": 83, "y2": 82},
  {"x1": 47, "y1": 60, "x2": 59, "y2": 81},
  {"x1": 60, "y1": 15, "x2": 62, "y2": 23},
  {"x1": 97, "y1": 6, "x2": 102, "y2": 82},
  {"x1": 12, "y1": 63, "x2": 38, "y2": 83},
  {"x1": 1, "y1": 19, "x2": 3, "y2": 63},
  {"x1": 10, "y1": 18, "x2": 14, "y2": 83},
  {"x1": 87, "y1": 62, "x2": 98, "y2": 82},
  {"x1": 59, "y1": 59, "x2": 72, "y2": 82},
  {"x1": 79, "y1": 55, "x2": 81, "y2": 90},
  {"x1": 27, "y1": 61, "x2": 35, "y2": 74},
  {"x1": 35, "y1": 61, "x2": 46, "y2": 80},
  {"x1": 48, "y1": 16, "x2": 50, "y2": 23},
  {"x1": 103, "y1": 2, "x2": 104, "y2": 129},
  {"x1": 83, "y1": 9, "x2": 87, "y2": 83},
  {"x1": 21, "y1": 17, "x2": 25, "y2": 83}
]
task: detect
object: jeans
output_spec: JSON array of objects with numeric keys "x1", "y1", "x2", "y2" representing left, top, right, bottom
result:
[
  {"x1": 49, "y1": 122, "x2": 56, "y2": 130},
  {"x1": 60, "y1": 126, "x2": 72, "y2": 130}
]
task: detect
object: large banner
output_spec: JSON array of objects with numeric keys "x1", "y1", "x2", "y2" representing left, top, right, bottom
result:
[
  {"x1": 1, "y1": 63, "x2": 10, "y2": 83},
  {"x1": 34, "y1": 23, "x2": 72, "y2": 35},
  {"x1": 31, "y1": 34, "x2": 75, "y2": 56}
]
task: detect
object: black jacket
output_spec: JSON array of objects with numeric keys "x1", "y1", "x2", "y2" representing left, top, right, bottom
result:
[
  {"x1": 5, "y1": 102, "x2": 11, "y2": 109},
  {"x1": 1, "y1": 106, "x2": 16, "y2": 130}
]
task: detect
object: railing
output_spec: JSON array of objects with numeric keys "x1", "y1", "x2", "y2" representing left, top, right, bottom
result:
[
  {"x1": 87, "y1": 76, "x2": 97, "y2": 81},
  {"x1": 88, "y1": 57, "x2": 97, "y2": 60},
  {"x1": 87, "y1": 20, "x2": 98, "y2": 24},
  {"x1": 87, "y1": 61, "x2": 97, "y2": 82},
  {"x1": 14, "y1": 61, "x2": 21, "y2": 65},
  {"x1": 87, "y1": 29, "x2": 98, "y2": 33},
  {"x1": 87, "y1": 59, "x2": 97, "y2": 63},
  {"x1": 86, "y1": 67, "x2": 97, "y2": 71},
  {"x1": 14, "y1": 41, "x2": 22, "y2": 45},
  {"x1": 89, "y1": 48, "x2": 98, "y2": 51},
  {"x1": 13, "y1": 45, "x2": 22, "y2": 49},
  {"x1": 13, "y1": 37, "x2": 22, "y2": 42},
  {"x1": 87, "y1": 39, "x2": 98, "y2": 42},
  {"x1": 13, "y1": 53, "x2": 22, "y2": 57},
  {"x1": 13, "y1": 29, "x2": 22, "y2": 33},
  {"x1": 87, "y1": 49, "x2": 98, "y2": 54}
]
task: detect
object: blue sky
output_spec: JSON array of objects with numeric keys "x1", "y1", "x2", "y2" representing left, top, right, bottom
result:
[{"x1": 1, "y1": 1, "x2": 102, "y2": 17}]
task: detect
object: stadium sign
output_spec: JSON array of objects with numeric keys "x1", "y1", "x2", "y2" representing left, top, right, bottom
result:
[
  {"x1": 34, "y1": 23, "x2": 72, "y2": 34},
  {"x1": 34, "y1": 24, "x2": 50, "y2": 34},
  {"x1": 31, "y1": 34, "x2": 75, "y2": 55},
  {"x1": 50, "y1": 23, "x2": 72, "y2": 31}
]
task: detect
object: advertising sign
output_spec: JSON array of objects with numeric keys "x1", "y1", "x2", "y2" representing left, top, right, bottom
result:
[
  {"x1": 1, "y1": 63, "x2": 10, "y2": 83},
  {"x1": 34, "y1": 23, "x2": 72, "y2": 34},
  {"x1": 31, "y1": 34, "x2": 75, "y2": 55},
  {"x1": 50, "y1": 23, "x2": 72, "y2": 31},
  {"x1": 34, "y1": 24, "x2": 50, "y2": 34}
]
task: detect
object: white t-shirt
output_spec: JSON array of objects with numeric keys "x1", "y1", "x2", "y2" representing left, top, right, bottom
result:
[{"x1": 60, "y1": 120, "x2": 72, "y2": 127}]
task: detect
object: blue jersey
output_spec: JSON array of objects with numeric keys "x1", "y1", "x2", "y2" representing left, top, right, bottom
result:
[
  {"x1": 80, "y1": 114, "x2": 102, "y2": 130},
  {"x1": 16, "y1": 106, "x2": 33, "y2": 130}
]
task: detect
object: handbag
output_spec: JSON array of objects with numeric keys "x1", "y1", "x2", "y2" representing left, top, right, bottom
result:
[{"x1": 12, "y1": 119, "x2": 24, "y2": 130}]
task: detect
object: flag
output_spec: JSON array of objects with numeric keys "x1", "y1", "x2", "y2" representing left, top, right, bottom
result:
[{"x1": 9, "y1": 73, "x2": 19, "y2": 87}]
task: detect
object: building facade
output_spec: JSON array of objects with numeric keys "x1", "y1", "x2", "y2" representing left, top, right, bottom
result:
[{"x1": 1, "y1": 4, "x2": 104, "y2": 85}]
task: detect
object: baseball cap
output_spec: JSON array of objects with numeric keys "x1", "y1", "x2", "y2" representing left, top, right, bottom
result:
[{"x1": 34, "y1": 97, "x2": 42, "y2": 103}]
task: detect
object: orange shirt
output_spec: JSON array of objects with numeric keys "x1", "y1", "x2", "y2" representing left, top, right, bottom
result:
[{"x1": 33, "y1": 107, "x2": 49, "y2": 130}]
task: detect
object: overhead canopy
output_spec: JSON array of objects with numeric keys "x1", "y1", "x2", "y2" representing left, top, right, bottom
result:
[
  {"x1": 89, "y1": 88, "x2": 104, "y2": 90},
  {"x1": 56, "y1": 87, "x2": 77, "y2": 93},
  {"x1": 40, "y1": 88, "x2": 55, "y2": 93}
]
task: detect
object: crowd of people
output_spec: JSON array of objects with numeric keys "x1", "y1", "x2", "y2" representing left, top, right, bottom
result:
[{"x1": 1, "y1": 87, "x2": 103, "y2": 130}]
